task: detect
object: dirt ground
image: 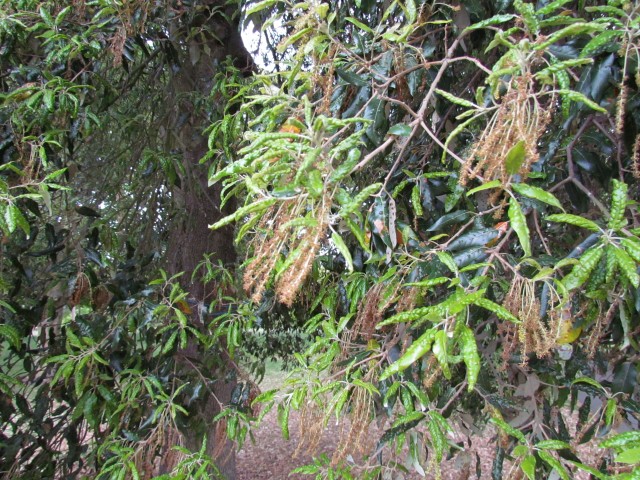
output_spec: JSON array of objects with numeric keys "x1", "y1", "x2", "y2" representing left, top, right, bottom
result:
[
  {"x1": 236, "y1": 406, "x2": 496, "y2": 480},
  {"x1": 236, "y1": 367, "x2": 602, "y2": 480},
  {"x1": 236, "y1": 405, "x2": 604, "y2": 480}
]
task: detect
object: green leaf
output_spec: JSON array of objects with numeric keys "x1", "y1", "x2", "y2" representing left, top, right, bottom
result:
[
  {"x1": 464, "y1": 14, "x2": 516, "y2": 31},
  {"x1": 458, "y1": 325, "x2": 480, "y2": 391},
  {"x1": 277, "y1": 403, "x2": 290, "y2": 440},
  {"x1": 508, "y1": 196, "x2": 531, "y2": 257},
  {"x1": 435, "y1": 89, "x2": 477, "y2": 108},
  {"x1": 331, "y1": 232, "x2": 353, "y2": 272},
  {"x1": 428, "y1": 416, "x2": 447, "y2": 462},
  {"x1": 491, "y1": 415, "x2": 526, "y2": 443},
  {"x1": 411, "y1": 184, "x2": 423, "y2": 217},
  {"x1": 621, "y1": 238, "x2": 640, "y2": 263},
  {"x1": 546, "y1": 213, "x2": 601, "y2": 232},
  {"x1": 514, "y1": 0, "x2": 538, "y2": 34},
  {"x1": 379, "y1": 329, "x2": 436, "y2": 381},
  {"x1": 580, "y1": 30, "x2": 623, "y2": 58},
  {"x1": 571, "y1": 376, "x2": 605, "y2": 391},
  {"x1": 505, "y1": 140, "x2": 526, "y2": 175},
  {"x1": 555, "y1": 89, "x2": 607, "y2": 113},
  {"x1": 467, "y1": 179, "x2": 502, "y2": 196},
  {"x1": 616, "y1": 448, "x2": 640, "y2": 465},
  {"x1": 521, "y1": 455, "x2": 536, "y2": 480},
  {"x1": 427, "y1": 210, "x2": 471, "y2": 232},
  {"x1": 344, "y1": 17, "x2": 374, "y2": 34},
  {"x1": 562, "y1": 246, "x2": 604, "y2": 290},
  {"x1": 535, "y1": 22, "x2": 603, "y2": 50},
  {"x1": 304, "y1": 169, "x2": 324, "y2": 198},
  {"x1": 538, "y1": 450, "x2": 570, "y2": 480},
  {"x1": 377, "y1": 306, "x2": 436, "y2": 328},
  {"x1": 536, "y1": 0, "x2": 573, "y2": 15},
  {"x1": 43, "y1": 89, "x2": 55, "y2": 110},
  {"x1": 567, "y1": 460, "x2": 608, "y2": 479},
  {"x1": 339, "y1": 183, "x2": 382, "y2": 215},
  {"x1": 436, "y1": 251, "x2": 458, "y2": 273},
  {"x1": 446, "y1": 228, "x2": 498, "y2": 252},
  {"x1": 209, "y1": 198, "x2": 277, "y2": 230},
  {"x1": 605, "y1": 398, "x2": 617, "y2": 426},
  {"x1": 0, "y1": 324, "x2": 21, "y2": 349},
  {"x1": 608, "y1": 179, "x2": 628, "y2": 230},
  {"x1": 511, "y1": 183, "x2": 563, "y2": 210},
  {"x1": 404, "y1": 277, "x2": 449, "y2": 288},
  {"x1": 600, "y1": 431, "x2": 640, "y2": 450},
  {"x1": 432, "y1": 330, "x2": 451, "y2": 379},
  {"x1": 535, "y1": 439, "x2": 571, "y2": 450},
  {"x1": 336, "y1": 67, "x2": 369, "y2": 87},
  {"x1": 388, "y1": 123, "x2": 412, "y2": 136},
  {"x1": 612, "y1": 247, "x2": 640, "y2": 288}
]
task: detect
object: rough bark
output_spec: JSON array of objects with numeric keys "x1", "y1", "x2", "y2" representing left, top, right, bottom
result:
[{"x1": 163, "y1": 3, "x2": 252, "y2": 478}]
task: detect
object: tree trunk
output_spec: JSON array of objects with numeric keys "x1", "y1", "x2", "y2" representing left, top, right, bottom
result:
[{"x1": 163, "y1": 3, "x2": 252, "y2": 478}]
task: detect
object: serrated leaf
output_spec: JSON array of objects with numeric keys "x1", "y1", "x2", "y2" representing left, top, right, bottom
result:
[
  {"x1": 505, "y1": 140, "x2": 526, "y2": 175},
  {"x1": 621, "y1": 238, "x2": 640, "y2": 263},
  {"x1": 536, "y1": 0, "x2": 573, "y2": 15},
  {"x1": 600, "y1": 431, "x2": 640, "y2": 449},
  {"x1": 556, "y1": 89, "x2": 607, "y2": 113},
  {"x1": 508, "y1": 197, "x2": 531, "y2": 257},
  {"x1": 511, "y1": 183, "x2": 562, "y2": 210},
  {"x1": 580, "y1": 30, "x2": 623, "y2": 58},
  {"x1": 535, "y1": 22, "x2": 603, "y2": 51},
  {"x1": 612, "y1": 247, "x2": 640, "y2": 288},
  {"x1": 209, "y1": 198, "x2": 277, "y2": 230},
  {"x1": 546, "y1": 214, "x2": 601, "y2": 232},
  {"x1": 475, "y1": 298, "x2": 521, "y2": 323},
  {"x1": 435, "y1": 89, "x2": 477, "y2": 108},
  {"x1": 608, "y1": 179, "x2": 628, "y2": 230},
  {"x1": 43, "y1": 89, "x2": 55, "y2": 110},
  {"x1": 428, "y1": 417, "x2": 447, "y2": 462},
  {"x1": 411, "y1": 183, "x2": 423, "y2": 217},
  {"x1": 432, "y1": 330, "x2": 451, "y2": 379},
  {"x1": 536, "y1": 439, "x2": 571, "y2": 450},
  {"x1": 459, "y1": 325, "x2": 480, "y2": 391},
  {"x1": 436, "y1": 251, "x2": 458, "y2": 273},
  {"x1": 404, "y1": 277, "x2": 449, "y2": 288},
  {"x1": 379, "y1": 329, "x2": 436, "y2": 381},
  {"x1": 562, "y1": 246, "x2": 604, "y2": 290}
]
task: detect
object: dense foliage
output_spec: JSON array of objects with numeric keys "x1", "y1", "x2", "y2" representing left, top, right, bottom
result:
[
  {"x1": 0, "y1": 0, "x2": 250, "y2": 478},
  {"x1": 2, "y1": 0, "x2": 640, "y2": 479},
  {"x1": 212, "y1": 0, "x2": 640, "y2": 478}
]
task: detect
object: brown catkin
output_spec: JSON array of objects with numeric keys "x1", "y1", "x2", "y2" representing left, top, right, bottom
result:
[
  {"x1": 616, "y1": 78, "x2": 629, "y2": 136},
  {"x1": 460, "y1": 74, "x2": 552, "y2": 194},
  {"x1": 632, "y1": 134, "x2": 640, "y2": 179}
]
